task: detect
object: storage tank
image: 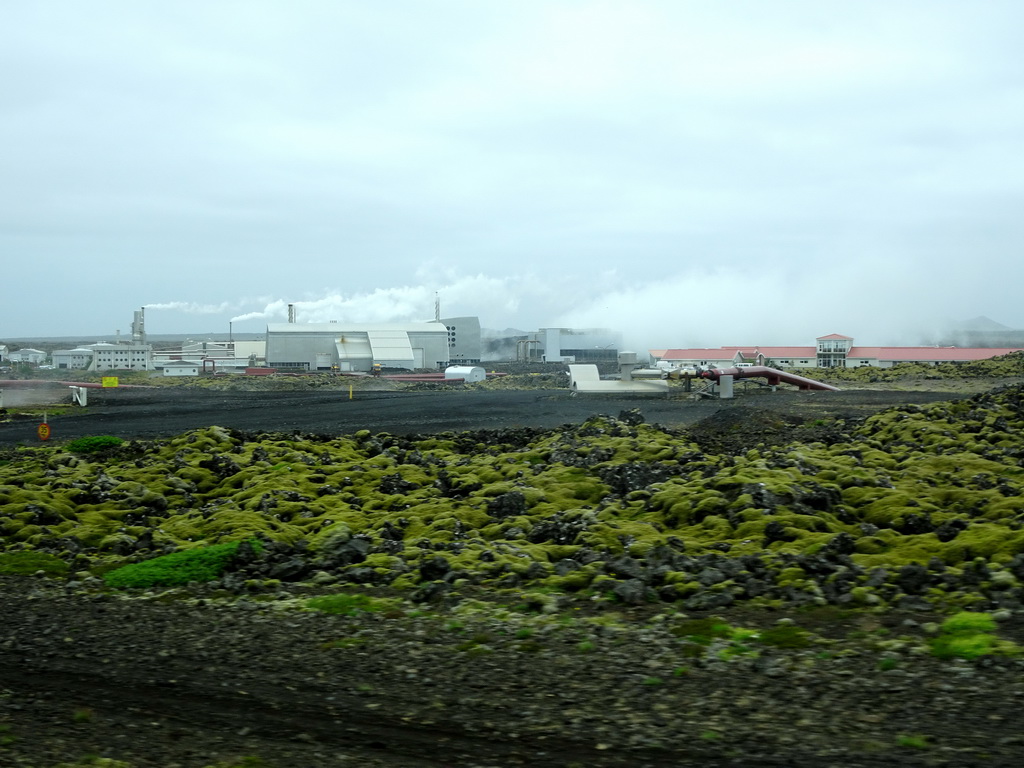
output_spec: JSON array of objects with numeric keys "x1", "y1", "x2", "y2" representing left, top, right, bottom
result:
[{"x1": 444, "y1": 365, "x2": 486, "y2": 383}]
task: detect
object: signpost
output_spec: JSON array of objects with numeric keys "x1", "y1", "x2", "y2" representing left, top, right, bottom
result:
[{"x1": 37, "y1": 422, "x2": 50, "y2": 441}]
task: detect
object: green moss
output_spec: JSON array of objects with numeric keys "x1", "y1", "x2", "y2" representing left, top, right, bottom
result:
[{"x1": 0, "y1": 550, "x2": 69, "y2": 576}]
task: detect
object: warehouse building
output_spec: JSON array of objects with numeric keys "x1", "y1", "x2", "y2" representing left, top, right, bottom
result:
[{"x1": 266, "y1": 322, "x2": 450, "y2": 372}]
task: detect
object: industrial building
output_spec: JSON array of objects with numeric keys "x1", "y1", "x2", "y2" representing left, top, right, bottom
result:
[
  {"x1": 151, "y1": 339, "x2": 266, "y2": 373},
  {"x1": 266, "y1": 322, "x2": 451, "y2": 372},
  {"x1": 51, "y1": 342, "x2": 153, "y2": 371},
  {"x1": 442, "y1": 316, "x2": 482, "y2": 364},
  {"x1": 5, "y1": 348, "x2": 46, "y2": 365},
  {"x1": 652, "y1": 333, "x2": 1024, "y2": 370},
  {"x1": 514, "y1": 328, "x2": 621, "y2": 363}
]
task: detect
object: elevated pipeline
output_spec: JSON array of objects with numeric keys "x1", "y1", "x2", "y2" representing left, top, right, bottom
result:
[{"x1": 700, "y1": 366, "x2": 840, "y2": 392}]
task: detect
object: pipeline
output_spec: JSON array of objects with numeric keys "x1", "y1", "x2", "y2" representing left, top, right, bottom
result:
[{"x1": 700, "y1": 366, "x2": 840, "y2": 392}]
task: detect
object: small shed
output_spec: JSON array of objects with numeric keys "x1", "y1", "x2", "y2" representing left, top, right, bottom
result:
[
  {"x1": 163, "y1": 361, "x2": 200, "y2": 377},
  {"x1": 444, "y1": 365, "x2": 486, "y2": 383}
]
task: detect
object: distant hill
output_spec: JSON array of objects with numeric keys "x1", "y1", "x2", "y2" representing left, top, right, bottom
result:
[
  {"x1": 957, "y1": 316, "x2": 1012, "y2": 332},
  {"x1": 930, "y1": 317, "x2": 1024, "y2": 347}
]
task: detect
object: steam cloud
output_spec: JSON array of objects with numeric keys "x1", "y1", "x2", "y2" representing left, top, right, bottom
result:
[
  {"x1": 147, "y1": 261, "x2": 1013, "y2": 353},
  {"x1": 145, "y1": 301, "x2": 237, "y2": 314}
]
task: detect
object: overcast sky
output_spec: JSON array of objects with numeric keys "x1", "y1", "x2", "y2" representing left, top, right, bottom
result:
[{"x1": 3, "y1": 1, "x2": 1023, "y2": 348}]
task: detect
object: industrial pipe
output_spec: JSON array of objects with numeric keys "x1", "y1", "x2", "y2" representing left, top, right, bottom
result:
[{"x1": 700, "y1": 366, "x2": 840, "y2": 392}]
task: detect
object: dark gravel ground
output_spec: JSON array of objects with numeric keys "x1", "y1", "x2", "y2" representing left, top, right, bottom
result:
[
  {"x1": 2, "y1": 577, "x2": 1024, "y2": 768},
  {"x1": 0, "y1": 385, "x2": 961, "y2": 446}
]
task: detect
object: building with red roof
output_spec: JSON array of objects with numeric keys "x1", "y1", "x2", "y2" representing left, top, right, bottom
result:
[{"x1": 652, "y1": 334, "x2": 1023, "y2": 370}]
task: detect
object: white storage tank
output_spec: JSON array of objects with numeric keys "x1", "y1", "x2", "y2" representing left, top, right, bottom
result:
[{"x1": 444, "y1": 365, "x2": 486, "y2": 383}]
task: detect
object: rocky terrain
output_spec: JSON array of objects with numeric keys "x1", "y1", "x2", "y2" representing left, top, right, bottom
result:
[{"x1": 1, "y1": 368, "x2": 1024, "y2": 767}]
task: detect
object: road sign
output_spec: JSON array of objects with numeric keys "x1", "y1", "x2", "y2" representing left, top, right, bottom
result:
[
  {"x1": 37, "y1": 423, "x2": 51, "y2": 441},
  {"x1": 101, "y1": 377, "x2": 119, "y2": 388}
]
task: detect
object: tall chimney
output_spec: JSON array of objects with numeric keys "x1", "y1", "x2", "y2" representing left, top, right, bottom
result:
[{"x1": 288, "y1": 303, "x2": 296, "y2": 323}]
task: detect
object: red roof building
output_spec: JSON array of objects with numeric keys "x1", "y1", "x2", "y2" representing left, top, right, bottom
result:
[{"x1": 652, "y1": 335, "x2": 1023, "y2": 370}]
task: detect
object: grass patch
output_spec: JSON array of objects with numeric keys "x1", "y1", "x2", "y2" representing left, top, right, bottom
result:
[
  {"x1": 305, "y1": 592, "x2": 397, "y2": 616},
  {"x1": 0, "y1": 723, "x2": 16, "y2": 747},
  {"x1": 321, "y1": 637, "x2": 367, "y2": 649},
  {"x1": 757, "y1": 624, "x2": 813, "y2": 649},
  {"x1": 64, "y1": 435, "x2": 125, "y2": 454},
  {"x1": 669, "y1": 617, "x2": 732, "y2": 644},
  {"x1": 104, "y1": 540, "x2": 260, "y2": 589},
  {"x1": 0, "y1": 550, "x2": 69, "y2": 576},
  {"x1": 897, "y1": 734, "x2": 930, "y2": 749},
  {"x1": 929, "y1": 611, "x2": 1010, "y2": 660}
]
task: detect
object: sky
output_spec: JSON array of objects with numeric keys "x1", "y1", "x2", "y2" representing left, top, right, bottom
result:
[{"x1": 3, "y1": 0, "x2": 1023, "y2": 349}]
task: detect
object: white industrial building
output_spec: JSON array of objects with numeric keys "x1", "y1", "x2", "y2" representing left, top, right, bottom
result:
[
  {"x1": 89, "y1": 342, "x2": 153, "y2": 371},
  {"x1": 521, "y1": 328, "x2": 622, "y2": 363},
  {"x1": 50, "y1": 342, "x2": 154, "y2": 371},
  {"x1": 151, "y1": 339, "x2": 266, "y2": 373},
  {"x1": 442, "y1": 316, "x2": 482, "y2": 364},
  {"x1": 266, "y1": 322, "x2": 451, "y2": 372},
  {"x1": 8, "y1": 348, "x2": 47, "y2": 365},
  {"x1": 0, "y1": 344, "x2": 8, "y2": 363},
  {"x1": 52, "y1": 348, "x2": 95, "y2": 370}
]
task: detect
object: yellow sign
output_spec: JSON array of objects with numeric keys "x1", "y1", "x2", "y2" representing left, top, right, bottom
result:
[
  {"x1": 37, "y1": 423, "x2": 51, "y2": 441},
  {"x1": 101, "y1": 377, "x2": 119, "y2": 388}
]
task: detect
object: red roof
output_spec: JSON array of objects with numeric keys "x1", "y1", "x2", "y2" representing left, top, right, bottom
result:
[
  {"x1": 657, "y1": 346, "x2": 817, "y2": 360},
  {"x1": 817, "y1": 333, "x2": 853, "y2": 340},
  {"x1": 654, "y1": 345, "x2": 1023, "y2": 364}
]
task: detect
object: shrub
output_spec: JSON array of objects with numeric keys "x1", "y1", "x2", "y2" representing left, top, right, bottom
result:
[
  {"x1": 64, "y1": 435, "x2": 125, "y2": 454},
  {"x1": 0, "y1": 550, "x2": 69, "y2": 576},
  {"x1": 104, "y1": 540, "x2": 260, "y2": 588}
]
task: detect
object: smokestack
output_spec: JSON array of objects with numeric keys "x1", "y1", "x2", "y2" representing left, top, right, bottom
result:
[
  {"x1": 288, "y1": 303, "x2": 296, "y2": 323},
  {"x1": 132, "y1": 308, "x2": 146, "y2": 345},
  {"x1": 435, "y1": 292, "x2": 440, "y2": 322}
]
